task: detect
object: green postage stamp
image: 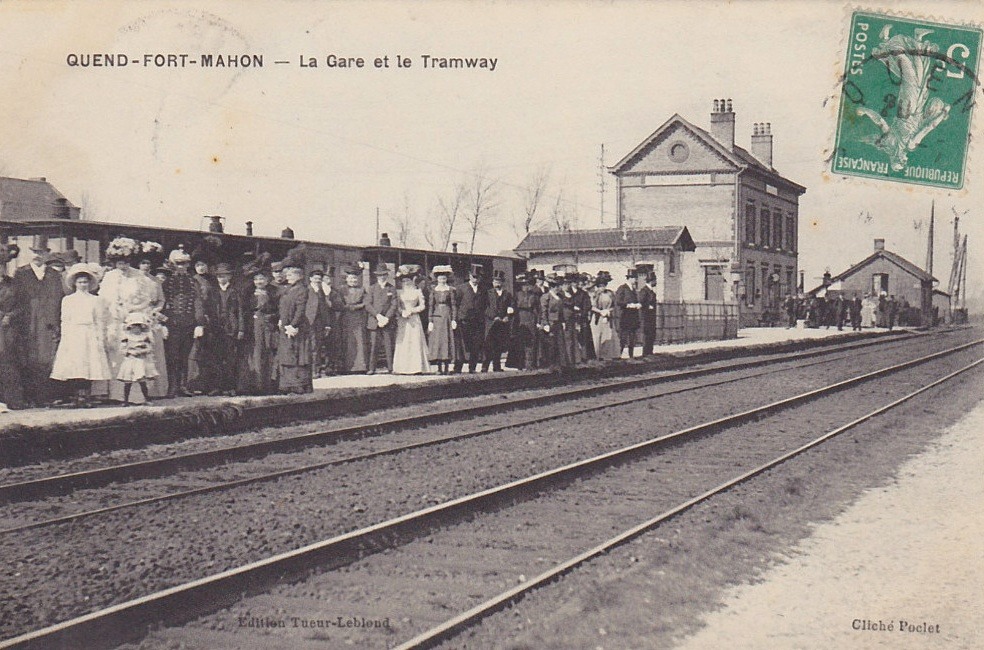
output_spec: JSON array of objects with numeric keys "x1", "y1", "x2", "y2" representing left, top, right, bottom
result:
[{"x1": 832, "y1": 11, "x2": 982, "y2": 189}]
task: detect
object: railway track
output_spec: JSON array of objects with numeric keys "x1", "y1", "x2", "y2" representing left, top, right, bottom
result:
[
  {"x1": 2, "y1": 337, "x2": 981, "y2": 650},
  {"x1": 0, "y1": 329, "x2": 950, "y2": 508},
  {"x1": 0, "y1": 333, "x2": 973, "y2": 537}
]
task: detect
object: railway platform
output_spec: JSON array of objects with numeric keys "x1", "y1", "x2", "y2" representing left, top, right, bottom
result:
[{"x1": 0, "y1": 326, "x2": 919, "y2": 464}]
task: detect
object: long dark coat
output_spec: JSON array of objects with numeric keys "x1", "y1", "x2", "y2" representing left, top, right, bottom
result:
[
  {"x1": 277, "y1": 282, "x2": 313, "y2": 390},
  {"x1": 13, "y1": 264, "x2": 63, "y2": 403}
]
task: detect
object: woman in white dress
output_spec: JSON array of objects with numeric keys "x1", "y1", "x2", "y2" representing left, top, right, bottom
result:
[
  {"x1": 860, "y1": 293, "x2": 878, "y2": 328},
  {"x1": 392, "y1": 265, "x2": 430, "y2": 375},
  {"x1": 51, "y1": 264, "x2": 112, "y2": 407}
]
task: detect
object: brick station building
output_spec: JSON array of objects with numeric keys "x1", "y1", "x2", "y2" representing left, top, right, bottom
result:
[{"x1": 609, "y1": 99, "x2": 806, "y2": 326}]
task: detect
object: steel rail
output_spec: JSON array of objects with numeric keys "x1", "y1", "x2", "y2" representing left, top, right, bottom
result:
[
  {"x1": 395, "y1": 356, "x2": 984, "y2": 649},
  {"x1": 1, "y1": 335, "x2": 965, "y2": 535},
  {"x1": 0, "y1": 331, "x2": 934, "y2": 505},
  {"x1": 0, "y1": 341, "x2": 978, "y2": 650}
]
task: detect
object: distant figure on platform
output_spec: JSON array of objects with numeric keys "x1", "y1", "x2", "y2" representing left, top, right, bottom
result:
[
  {"x1": 783, "y1": 294, "x2": 797, "y2": 328},
  {"x1": 850, "y1": 292, "x2": 863, "y2": 331},
  {"x1": 50, "y1": 264, "x2": 112, "y2": 407},
  {"x1": 427, "y1": 265, "x2": 457, "y2": 375},
  {"x1": 887, "y1": 295, "x2": 898, "y2": 330},
  {"x1": 319, "y1": 268, "x2": 344, "y2": 375},
  {"x1": 615, "y1": 268, "x2": 641, "y2": 358},
  {"x1": 861, "y1": 293, "x2": 877, "y2": 328},
  {"x1": 365, "y1": 264, "x2": 398, "y2": 374},
  {"x1": 203, "y1": 263, "x2": 245, "y2": 396},
  {"x1": 454, "y1": 269, "x2": 488, "y2": 374},
  {"x1": 393, "y1": 266, "x2": 430, "y2": 375},
  {"x1": 876, "y1": 292, "x2": 888, "y2": 328},
  {"x1": 304, "y1": 266, "x2": 329, "y2": 383}
]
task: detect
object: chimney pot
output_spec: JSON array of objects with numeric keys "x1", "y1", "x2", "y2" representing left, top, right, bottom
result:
[
  {"x1": 207, "y1": 215, "x2": 224, "y2": 233},
  {"x1": 452, "y1": 242, "x2": 459, "y2": 254},
  {"x1": 709, "y1": 98, "x2": 736, "y2": 149},
  {"x1": 245, "y1": 221, "x2": 253, "y2": 236},
  {"x1": 874, "y1": 238, "x2": 885, "y2": 251},
  {"x1": 750, "y1": 119, "x2": 774, "y2": 168},
  {"x1": 281, "y1": 227, "x2": 295, "y2": 239},
  {"x1": 379, "y1": 232, "x2": 391, "y2": 247}
]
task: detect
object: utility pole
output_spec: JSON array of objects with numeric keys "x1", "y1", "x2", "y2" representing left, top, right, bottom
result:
[
  {"x1": 375, "y1": 207, "x2": 380, "y2": 245},
  {"x1": 598, "y1": 144, "x2": 606, "y2": 226},
  {"x1": 925, "y1": 200, "x2": 934, "y2": 277}
]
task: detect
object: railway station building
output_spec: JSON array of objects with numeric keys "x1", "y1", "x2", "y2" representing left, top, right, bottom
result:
[
  {"x1": 809, "y1": 238, "x2": 939, "y2": 325},
  {"x1": 609, "y1": 99, "x2": 806, "y2": 326}
]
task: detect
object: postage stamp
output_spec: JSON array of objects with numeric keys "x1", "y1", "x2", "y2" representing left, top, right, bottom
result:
[{"x1": 832, "y1": 11, "x2": 982, "y2": 190}]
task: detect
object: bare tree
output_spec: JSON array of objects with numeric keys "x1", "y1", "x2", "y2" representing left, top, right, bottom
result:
[
  {"x1": 388, "y1": 191, "x2": 416, "y2": 247},
  {"x1": 427, "y1": 180, "x2": 467, "y2": 251},
  {"x1": 513, "y1": 165, "x2": 551, "y2": 239},
  {"x1": 78, "y1": 191, "x2": 98, "y2": 221},
  {"x1": 550, "y1": 181, "x2": 573, "y2": 232},
  {"x1": 463, "y1": 164, "x2": 500, "y2": 254}
]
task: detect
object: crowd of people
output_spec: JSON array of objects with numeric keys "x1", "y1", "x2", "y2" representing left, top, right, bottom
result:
[
  {"x1": 780, "y1": 291, "x2": 913, "y2": 330},
  {"x1": 0, "y1": 235, "x2": 673, "y2": 411}
]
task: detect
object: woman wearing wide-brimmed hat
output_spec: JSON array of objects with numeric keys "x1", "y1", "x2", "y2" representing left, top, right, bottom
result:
[
  {"x1": 590, "y1": 270, "x2": 621, "y2": 360},
  {"x1": 50, "y1": 263, "x2": 112, "y2": 407},
  {"x1": 98, "y1": 236, "x2": 164, "y2": 403},
  {"x1": 392, "y1": 264, "x2": 430, "y2": 374},
  {"x1": 427, "y1": 265, "x2": 457, "y2": 374}
]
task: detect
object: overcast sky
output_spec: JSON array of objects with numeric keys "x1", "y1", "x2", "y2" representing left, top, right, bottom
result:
[{"x1": 0, "y1": 0, "x2": 980, "y2": 304}]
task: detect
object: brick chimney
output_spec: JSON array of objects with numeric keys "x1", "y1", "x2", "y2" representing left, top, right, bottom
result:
[
  {"x1": 710, "y1": 98, "x2": 735, "y2": 150},
  {"x1": 751, "y1": 122, "x2": 773, "y2": 167},
  {"x1": 874, "y1": 238, "x2": 885, "y2": 251}
]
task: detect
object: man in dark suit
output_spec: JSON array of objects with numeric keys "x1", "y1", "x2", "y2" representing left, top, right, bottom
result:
[
  {"x1": 365, "y1": 263, "x2": 397, "y2": 374},
  {"x1": 615, "y1": 268, "x2": 641, "y2": 359},
  {"x1": 203, "y1": 262, "x2": 246, "y2": 395},
  {"x1": 638, "y1": 271, "x2": 659, "y2": 356},
  {"x1": 454, "y1": 269, "x2": 488, "y2": 373},
  {"x1": 483, "y1": 270, "x2": 513, "y2": 372},
  {"x1": 13, "y1": 237, "x2": 64, "y2": 405}
]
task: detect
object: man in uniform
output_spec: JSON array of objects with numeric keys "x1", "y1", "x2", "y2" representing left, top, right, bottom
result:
[
  {"x1": 161, "y1": 247, "x2": 203, "y2": 397},
  {"x1": 453, "y1": 268, "x2": 488, "y2": 373},
  {"x1": 615, "y1": 267, "x2": 641, "y2": 359},
  {"x1": 365, "y1": 263, "x2": 397, "y2": 374},
  {"x1": 482, "y1": 270, "x2": 513, "y2": 372},
  {"x1": 638, "y1": 271, "x2": 659, "y2": 356}
]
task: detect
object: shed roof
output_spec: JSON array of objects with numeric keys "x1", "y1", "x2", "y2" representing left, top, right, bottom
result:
[
  {"x1": 515, "y1": 226, "x2": 696, "y2": 253},
  {"x1": 0, "y1": 177, "x2": 79, "y2": 221},
  {"x1": 807, "y1": 248, "x2": 937, "y2": 294}
]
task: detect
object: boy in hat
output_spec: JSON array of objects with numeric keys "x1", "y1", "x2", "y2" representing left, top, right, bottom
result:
[
  {"x1": 454, "y1": 268, "x2": 488, "y2": 373},
  {"x1": 365, "y1": 263, "x2": 397, "y2": 374},
  {"x1": 12, "y1": 235, "x2": 63, "y2": 405},
  {"x1": 483, "y1": 269, "x2": 513, "y2": 372}
]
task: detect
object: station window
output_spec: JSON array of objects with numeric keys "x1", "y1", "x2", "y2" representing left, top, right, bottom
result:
[
  {"x1": 872, "y1": 273, "x2": 889, "y2": 295},
  {"x1": 745, "y1": 203, "x2": 756, "y2": 245},
  {"x1": 773, "y1": 212, "x2": 782, "y2": 249},
  {"x1": 746, "y1": 264, "x2": 756, "y2": 305},
  {"x1": 760, "y1": 208, "x2": 771, "y2": 248},
  {"x1": 786, "y1": 215, "x2": 796, "y2": 252}
]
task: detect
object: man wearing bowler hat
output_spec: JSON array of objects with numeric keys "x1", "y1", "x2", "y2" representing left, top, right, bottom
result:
[
  {"x1": 615, "y1": 267, "x2": 642, "y2": 359},
  {"x1": 454, "y1": 267, "x2": 488, "y2": 373},
  {"x1": 638, "y1": 269, "x2": 659, "y2": 356},
  {"x1": 202, "y1": 262, "x2": 246, "y2": 395},
  {"x1": 483, "y1": 270, "x2": 513, "y2": 372},
  {"x1": 365, "y1": 263, "x2": 397, "y2": 374},
  {"x1": 13, "y1": 235, "x2": 63, "y2": 405}
]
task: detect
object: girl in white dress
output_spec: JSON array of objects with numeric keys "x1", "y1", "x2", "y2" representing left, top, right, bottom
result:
[
  {"x1": 392, "y1": 267, "x2": 431, "y2": 374},
  {"x1": 51, "y1": 264, "x2": 112, "y2": 407}
]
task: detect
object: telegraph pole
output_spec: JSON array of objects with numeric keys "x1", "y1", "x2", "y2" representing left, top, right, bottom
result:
[{"x1": 598, "y1": 144, "x2": 606, "y2": 226}]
